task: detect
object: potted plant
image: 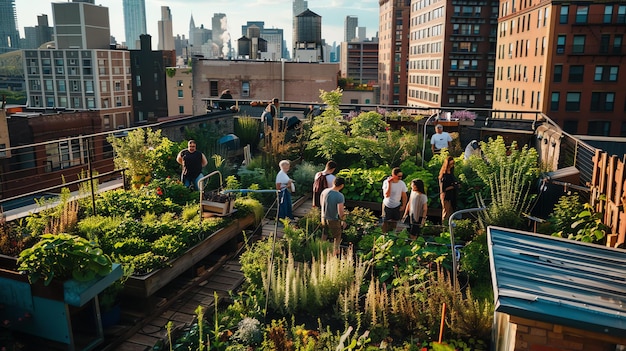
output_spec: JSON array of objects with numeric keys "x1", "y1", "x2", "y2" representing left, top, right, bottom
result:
[{"x1": 106, "y1": 129, "x2": 174, "y2": 189}]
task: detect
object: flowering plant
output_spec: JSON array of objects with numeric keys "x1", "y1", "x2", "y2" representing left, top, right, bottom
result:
[{"x1": 450, "y1": 110, "x2": 477, "y2": 121}]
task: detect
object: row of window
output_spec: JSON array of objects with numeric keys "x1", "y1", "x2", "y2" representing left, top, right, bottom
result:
[
  {"x1": 553, "y1": 65, "x2": 619, "y2": 83},
  {"x1": 495, "y1": 87, "x2": 541, "y2": 110},
  {"x1": 550, "y1": 92, "x2": 620, "y2": 112},
  {"x1": 411, "y1": 24, "x2": 443, "y2": 40},
  {"x1": 207, "y1": 81, "x2": 250, "y2": 97},
  {"x1": 559, "y1": 4, "x2": 626, "y2": 25},
  {"x1": 556, "y1": 34, "x2": 623, "y2": 55},
  {"x1": 407, "y1": 88, "x2": 439, "y2": 103},
  {"x1": 410, "y1": 6, "x2": 444, "y2": 27},
  {"x1": 499, "y1": 6, "x2": 549, "y2": 36}
]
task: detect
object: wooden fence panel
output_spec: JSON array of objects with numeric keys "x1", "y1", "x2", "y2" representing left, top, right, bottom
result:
[{"x1": 590, "y1": 149, "x2": 626, "y2": 248}]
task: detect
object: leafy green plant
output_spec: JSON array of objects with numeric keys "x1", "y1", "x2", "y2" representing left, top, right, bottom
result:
[
  {"x1": 337, "y1": 166, "x2": 391, "y2": 202},
  {"x1": 552, "y1": 203, "x2": 609, "y2": 243},
  {"x1": 234, "y1": 116, "x2": 262, "y2": 151},
  {"x1": 18, "y1": 233, "x2": 113, "y2": 285},
  {"x1": 474, "y1": 136, "x2": 539, "y2": 229},
  {"x1": 546, "y1": 193, "x2": 585, "y2": 236}
]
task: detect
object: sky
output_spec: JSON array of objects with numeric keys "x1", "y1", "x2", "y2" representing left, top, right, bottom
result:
[{"x1": 15, "y1": 0, "x2": 380, "y2": 51}]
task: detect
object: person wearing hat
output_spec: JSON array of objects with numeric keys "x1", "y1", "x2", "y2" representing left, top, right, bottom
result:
[
  {"x1": 464, "y1": 140, "x2": 481, "y2": 161},
  {"x1": 431, "y1": 124, "x2": 452, "y2": 155},
  {"x1": 218, "y1": 89, "x2": 233, "y2": 110}
]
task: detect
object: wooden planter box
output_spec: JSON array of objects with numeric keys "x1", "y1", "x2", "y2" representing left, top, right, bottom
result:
[
  {"x1": 202, "y1": 199, "x2": 235, "y2": 216},
  {"x1": 124, "y1": 213, "x2": 255, "y2": 297}
]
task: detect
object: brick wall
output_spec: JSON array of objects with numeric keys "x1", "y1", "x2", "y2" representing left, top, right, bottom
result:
[{"x1": 510, "y1": 316, "x2": 624, "y2": 351}]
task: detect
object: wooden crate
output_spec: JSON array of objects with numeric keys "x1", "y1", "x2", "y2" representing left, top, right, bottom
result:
[{"x1": 202, "y1": 199, "x2": 234, "y2": 216}]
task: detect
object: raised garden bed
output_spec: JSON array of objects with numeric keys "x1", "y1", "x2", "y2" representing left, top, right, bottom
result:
[{"x1": 124, "y1": 213, "x2": 255, "y2": 297}]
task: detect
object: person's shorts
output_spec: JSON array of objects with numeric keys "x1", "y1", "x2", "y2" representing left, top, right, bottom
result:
[
  {"x1": 382, "y1": 205, "x2": 402, "y2": 221},
  {"x1": 322, "y1": 219, "x2": 342, "y2": 238}
]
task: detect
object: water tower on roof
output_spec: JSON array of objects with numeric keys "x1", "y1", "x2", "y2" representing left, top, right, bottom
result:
[{"x1": 293, "y1": 9, "x2": 323, "y2": 62}]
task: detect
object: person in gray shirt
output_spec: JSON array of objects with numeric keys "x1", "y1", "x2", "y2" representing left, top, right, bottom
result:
[{"x1": 320, "y1": 177, "x2": 346, "y2": 255}]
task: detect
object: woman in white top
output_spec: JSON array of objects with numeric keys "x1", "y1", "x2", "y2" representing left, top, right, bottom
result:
[
  {"x1": 275, "y1": 159, "x2": 294, "y2": 220},
  {"x1": 403, "y1": 179, "x2": 428, "y2": 240}
]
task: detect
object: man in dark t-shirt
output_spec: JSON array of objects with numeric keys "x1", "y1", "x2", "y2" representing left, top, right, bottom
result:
[{"x1": 176, "y1": 140, "x2": 208, "y2": 190}]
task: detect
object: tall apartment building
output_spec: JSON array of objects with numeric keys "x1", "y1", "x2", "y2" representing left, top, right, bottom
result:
[
  {"x1": 406, "y1": 0, "x2": 498, "y2": 109},
  {"x1": 493, "y1": 0, "x2": 626, "y2": 136},
  {"x1": 23, "y1": 48, "x2": 132, "y2": 130},
  {"x1": 0, "y1": 0, "x2": 20, "y2": 53},
  {"x1": 52, "y1": 0, "x2": 110, "y2": 50},
  {"x1": 345, "y1": 16, "x2": 358, "y2": 42},
  {"x1": 130, "y1": 35, "x2": 176, "y2": 124},
  {"x1": 158, "y1": 6, "x2": 174, "y2": 51},
  {"x1": 123, "y1": 0, "x2": 147, "y2": 49},
  {"x1": 340, "y1": 40, "x2": 379, "y2": 85},
  {"x1": 378, "y1": 0, "x2": 410, "y2": 105}
]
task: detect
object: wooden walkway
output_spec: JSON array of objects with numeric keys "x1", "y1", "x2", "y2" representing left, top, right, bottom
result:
[{"x1": 103, "y1": 197, "x2": 315, "y2": 351}]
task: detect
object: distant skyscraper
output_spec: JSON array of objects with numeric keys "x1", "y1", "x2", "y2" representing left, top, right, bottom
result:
[
  {"x1": 123, "y1": 0, "x2": 147, "y2": 49},
  {"x1": 241, "y1": 21, "x2": 285, "y2": 60},
  {"x1": 52, "y1": 0, "x2": 111, "y2": 49},
  {"x1": 23, "y1": 14, "x2": 53, "y2": 49},
  {"x1": 158, "y1": 6, "x2": 174, "y2": 50},
  {"x1": 0, "y1": 0, "x2": 21, "y2": 53},
  {"x1": 212, "y1": 13, "x2": 230, "y2": 58},
  {"x1": 345, "y1": 16, "x2": 358, "y2": 42}
]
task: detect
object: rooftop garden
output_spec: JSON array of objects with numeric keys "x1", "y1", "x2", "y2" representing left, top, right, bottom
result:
[{"x1": 0, "y1": 89, "x2": 609, "y2": 351}]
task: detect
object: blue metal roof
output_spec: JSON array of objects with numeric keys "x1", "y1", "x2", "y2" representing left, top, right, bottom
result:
[{"x1": 488, "y1": 226, "x2": 626, "y2": 336}]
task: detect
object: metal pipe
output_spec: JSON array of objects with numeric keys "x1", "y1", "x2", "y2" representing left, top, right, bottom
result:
[
  {"x1": 421, "y1": 113, "x2": 438, "y2": 167},
  {"x1": 448, "y1": 207, "x2": 485, "y2": 288}
]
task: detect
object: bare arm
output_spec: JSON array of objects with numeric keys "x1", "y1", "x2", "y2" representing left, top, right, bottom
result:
[
  {"x1": 400, "y1": 190, "x2": 408, "y2": 210},
  {"x1": 176, "y1": 152, "x2": 183, "y2": 165},
  {"x1": 338, "y1": 203, "x2": 345, "y2": 221},
  {"x1": 201, "y1": 153, "x2": 208, "y2": 167}
]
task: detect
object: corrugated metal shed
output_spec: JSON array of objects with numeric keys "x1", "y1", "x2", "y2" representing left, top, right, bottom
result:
[{"x1": 488, "y1": 226, "x2": 626, "y2": 336}]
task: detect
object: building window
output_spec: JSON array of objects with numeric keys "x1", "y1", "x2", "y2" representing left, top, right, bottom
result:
[
  {"x1": 179, "y1": 106, "x2": 185, "y2": 114},
  {"x1": 87, "y1": 98, "x2": 95, "y2": 108},
  {"x1": 590, "y1": 92, "x2": 615, "y2": 112},
  {"x1": 103, "y1": 116, "x2": 110, "y2": 129},
  {"x1": 46, "y1": 97, "x2": 54, "y2": 107},
  {"x1": 594, "y1": 66, "x2": 619, "y2": 82},
  {"x1": 242, "y1": 81, "x2": 250, "y2": 97},
  {"x1": 177, "y1": 80, "x2": 183, "y2": 87},
  {"x1": 575, "y1": 6, "x2": 588, "y2": 23},
  {"x1": 588, "y1": 121, "x2": 611, "y2": 136},
  {"x1": 556, "y1": 35, "x2": 566, "y2": 54},
  {"x1": 57, "y1": 80, "x2": 66, "y2": 92},
  {"x1": 209, "y1": 81, "x2": 219, "y2": 96},
  {"x1": 178, "y1": 89, "x2": 183, "y2": 98},
  {"x1": 600, "y1": 34, "x2": 610, "y2": 53},
  {"x1": 618, "y1": 5, "x2": 626, "y2": 23},
  {"x1": 155, "y1": 90, "x2": 159, "y2": 101},
  {"x1": 101, "y1": 81, "x2": 108, "y2": 93},
  {"x1": 572, "y1": 35, "x2": 585, "y2": 54},
  {"x1": 136, "y1": 75, "x2": 141, "y2": 87},
  {"x1": 568, "y1": 65, "x2": 584, "y2": 82},
  {"x1": 45, "y1": 139, "x2": 84, "y2": 172},
  {"x1": 72, "y1": 97, "x2": 81, "y2": 108},
  {"x1": 30, "y1": 80, "x2": 41, "y2": 91},
  {"x1": 553, "y1": 65, "x2": 563, "y2": 82},
  {"x1": 84, "y1": 80, "x2": 94, "y2": 93},
  {"x1": 137, "y1": 92, "x2": 142, "y2": 102},
  {"x1": 565, "y1": 92, "x2": 581, "y2": 111},
  {"x1": 115, "y1": 82, "x2": 121, "y2": 91},
  {"x1": 550, "y1": 92, "x2": 560, "y2": 111},
  {"x1": 604, "y1": 5, "x2": 613, "y2": 23},
  {"x1": 563, "y1": 120, "x2": 578, "y2": 134},
  {"x1": 614, "y1": 35, "x2": 623, "y2": 54}
]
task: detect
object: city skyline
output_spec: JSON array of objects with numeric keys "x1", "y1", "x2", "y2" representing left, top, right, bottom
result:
[{"x1": 14, "y1": 0, "x2": 379, "y2": 50}]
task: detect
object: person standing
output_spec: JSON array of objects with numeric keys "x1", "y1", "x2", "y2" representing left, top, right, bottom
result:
[
  {"x1": 176, "y1": 140, "x2": 208, "y2": 190},
  {"x1": 439, "y1": 156, "x2": 459, "y2": 224},
  {"x1": 275, "y1": 159, "x2": 295, "y2": 220},
  {"x1": 403, "y1": 179, "x2": 428, "y2": 240},
  {"x1": 320, "y1": 177, "x2": 346, "y2": 254},
  {"x1": 262, "y1": 98, "x2": 281, "y2": 129},
  {"x1": 218, "y1": 89, "x2": 234, "y2": 110},
  {"x1": 312, "y1": 161, "x2": 337, "y2": 208},
  {"x1": 382, "y1": 167, "x2": 408, "y2": 233},
  {"x1": 431, "y1": 124, "x2": 452, "y2": 155}
]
